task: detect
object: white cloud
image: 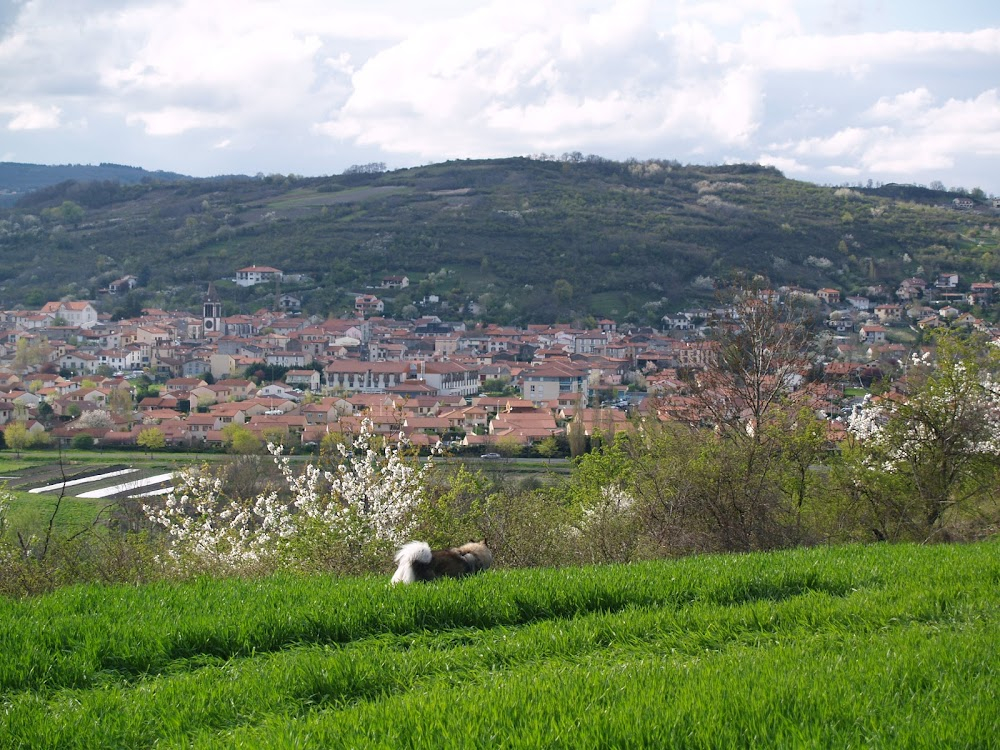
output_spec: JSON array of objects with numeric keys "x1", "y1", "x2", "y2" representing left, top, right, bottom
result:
[
  {"x1": 826, "y1": 165, "x2": 862, "y2": 177},
  {"x1": 676, "y1": 0, "x2": 801, "y2": 30},
  {"x1": 1, "y1": 103, "x2": 61, "y2": 130},
  {"x1": 764, "y1": 87, "x2": 1000, "y2": 183},
  {"x1": 787, "y1": 127, "x2": 883, "y2": 159},
  {"x1": 861, "y1": 90, "x2": 1000, "y2": 174},
  {"x1": 739, "y1": 28, "x2": 1000, "y2": 74},
  {"x1": 318, "y1": 1, "x2": 765, "y2": 160},
  {"x1": 318, "y1": 3, "x2": 655, "y2": 153},
  {"x1": 868, "y1": 88, "x2": 935, "y2": 121},
  {"x1": 923, "y1": 89, "x2": 1000, "y2": 142},
  {"x1": 756, "y1": 153, "x2": 808, "y2": 173},
  {"x1": 125, "y1": 108, "x2": 231, "y2": 137},
  {"x1": 0, "y1": 1, "x2": 997, "y2": 188},
  {"x1": 99, "y1": 2, "x2": 330, "y2": 126}
]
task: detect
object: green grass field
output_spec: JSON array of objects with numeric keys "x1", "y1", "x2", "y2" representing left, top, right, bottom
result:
[
  {"x1": 3, "y1": 490, "x2": 107, "y2": 537},
  {"x1": 1, "y1": 541, "x2": 997, "y2": 748},
  {"x1": 1, "y1": 456, "x2": 181, "y2": 541}
]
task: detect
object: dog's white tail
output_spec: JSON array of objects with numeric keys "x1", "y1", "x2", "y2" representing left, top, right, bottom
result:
[{"x1": 391, "y1": 541, "x2": 432, "y2": 584}]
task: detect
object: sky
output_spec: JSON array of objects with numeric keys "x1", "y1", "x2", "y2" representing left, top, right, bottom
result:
[{"x1": 1, "y1": 0, "x2": 998, "y2": 192}]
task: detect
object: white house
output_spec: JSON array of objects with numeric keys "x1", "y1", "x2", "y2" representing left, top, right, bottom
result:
[
  {"x1": 935, "y1": 272, "x2": 959, "y2": 290},
  {"x1": 97, "y1": 347, "x2": 143, "y2": 372},
  {"x1": 285, "y1": 369, "x2": 322, "y2": 392},
  {"x1": 40, "y1": 301, "x2": 99, "y2": 329},
  {"x1": 264, "y1": 351, "x2": 307, "y2": 368},
  {"x1": 355, "y1": 294, "x2": 384, "y2": 316},
  {"x1": 324, "y1": 361, "x2": 411, "y2": 393},
  {"x1": 846, "y1": 296, "x2": 870, "y2": 312},
  {"x1": 859, "y1": 324, "x2": 887, "y2": 344},
  {"x1": 108, "y1": 275, "x2": 138, "y2": 295},
  {"x1": 421, "y1": 360, "x2": 481, "y2": 397},
  {"x1": 381, "y1": 275, "x2": 410, "y2": 289},
  {"x1": 235, "y1": 265, "x2": 283, "y2": 287},
  {"x1": 521, "y1": 361, "x2": 591, "y2": 406},
  {"x1": 573, "y1": 331, "x2": 609, "y2": 355},
  {"x1": 58, "y1": 351, "x2": 100, "y2": 375},
  {"x1": 256, "y1": 383, "x2": 302, "y2": 402}
]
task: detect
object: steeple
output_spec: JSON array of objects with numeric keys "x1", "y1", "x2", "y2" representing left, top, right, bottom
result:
[{"x1": 203, "y1": 283, "x2": 223, "y2": 336}]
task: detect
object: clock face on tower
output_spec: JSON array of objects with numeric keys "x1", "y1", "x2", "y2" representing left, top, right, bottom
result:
[{"x1": 205, "y1": 319, "x2": 214, "y2": 330}]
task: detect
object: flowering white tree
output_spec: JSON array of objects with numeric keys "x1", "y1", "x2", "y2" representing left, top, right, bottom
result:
[
  {"x1": 846, "y1": 333, "x2": 1000, "y2": 538},
  {"x1": 0, "y1": 484, "x2": 16, "y2": 571},
  {"x1": 76, "y1": 409, "x2": 115, "y2": 430},
  {"x1": 572, "y1": 485, "x2": 640, "y2": 564},
  {"x1": 0, "y1": 484, "x2": 9, "y2": 540},
  {"x1": 144, "y1": 420, "x2": 439, "y2": 574}
]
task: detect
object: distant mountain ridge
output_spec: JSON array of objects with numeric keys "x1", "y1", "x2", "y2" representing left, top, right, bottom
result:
[
  {"x1": 0, "y1": 156, "x2": 997, "y2": 324},
  {"x1": 0, "y1": 162, "x2": 192, "y2": 205}
]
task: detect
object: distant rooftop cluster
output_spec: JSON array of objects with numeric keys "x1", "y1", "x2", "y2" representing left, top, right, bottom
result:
[{"x1": 0, "y1": 269, "x2": 997, "y2": 451}]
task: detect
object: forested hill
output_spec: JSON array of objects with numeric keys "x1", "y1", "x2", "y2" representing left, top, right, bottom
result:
[
  {"x1": 1, "y1": 156, "x2": 997, "y2": 324},
  {"x1": 0, "y1": 162, "x2": 191, "y2": 205}
]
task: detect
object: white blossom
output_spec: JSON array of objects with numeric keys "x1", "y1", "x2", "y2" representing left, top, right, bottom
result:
[
  {"x1": 847, "y1": 402, "x2": 885, "y2": 441},
  {"x1": 0, "y1": 485, "x2": 10, "y2": 539},
  {"x1": 848, "y1": 355, "x2": 1000, "y2": 472},
  {"x1": 579, "y1": 485, "x2": 636, "y2": 527},
  {"x1": 143, "y1": 419, "x2": 438, "y2": 573}
]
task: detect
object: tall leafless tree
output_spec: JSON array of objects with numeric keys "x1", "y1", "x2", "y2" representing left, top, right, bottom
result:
[{"x1": 693, "y1": 287, "x2": 815, "y2": 443}]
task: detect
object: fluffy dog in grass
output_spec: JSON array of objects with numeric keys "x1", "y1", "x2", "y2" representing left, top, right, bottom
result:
[{"x1": 391, "y1": 540, "x2": 493, "y2": 584}]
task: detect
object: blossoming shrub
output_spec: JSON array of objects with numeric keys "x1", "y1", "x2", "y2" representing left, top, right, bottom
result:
[
  {"x1": 570, "y1": 485, "x2": 641, "y2": 564},
  {"x1": 563, "y1": 434, "x2": 644, "y2": 564},
  {"x1": 844, "y1": 332, "x2": 1000, "y2": 540},
  {"x1": 0, "y1": 484, "x2": 11, "y2": 573},
  {"x1": 0, "y1": 485, "x2": 8, "y2": 540},
  {"x1": 145, "y1": 420, "x2": 438, "y2": 576}
]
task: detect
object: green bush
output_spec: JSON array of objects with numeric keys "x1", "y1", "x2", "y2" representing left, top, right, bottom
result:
[{"x1": 71, "y1": 434, "x2": 96, "y2": 450}]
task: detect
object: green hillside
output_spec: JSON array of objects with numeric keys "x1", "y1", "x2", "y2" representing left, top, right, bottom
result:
[
  {"x1": 0, "y1": 162, "x2": 191, "y2": 206},
  {"x1": 1, "y1": 541, "x2": 996, "y2": 747},
  {"x1": 1, "y1": 157, "x2": 997, "y2": 323}
]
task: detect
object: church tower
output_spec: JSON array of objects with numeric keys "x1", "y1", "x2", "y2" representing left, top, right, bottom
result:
[{"x1": 203, "y1": 283, "x2": 223, "y2": 337}]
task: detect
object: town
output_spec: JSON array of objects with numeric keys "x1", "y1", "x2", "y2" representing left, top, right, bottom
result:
[{"x1": 1, "y1": 263, "x2": 996, "y2": 454}]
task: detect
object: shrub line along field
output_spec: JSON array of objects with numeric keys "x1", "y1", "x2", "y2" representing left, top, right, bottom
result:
[{"x1": 0, "y1": 541, "x2": 997, "y2": 748}]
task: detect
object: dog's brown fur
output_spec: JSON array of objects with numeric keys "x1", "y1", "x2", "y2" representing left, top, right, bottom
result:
[{"x1": 391, "y1": 540, "x2": 493, "y2": 584}]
